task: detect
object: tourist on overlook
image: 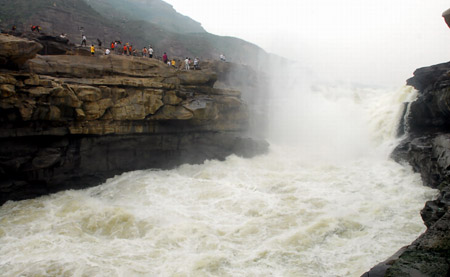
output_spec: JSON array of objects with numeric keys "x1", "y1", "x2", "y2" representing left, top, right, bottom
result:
[
  {"x1": 105, "y1": 48, "x2": 110, "y2": 55},
  {"x1": 81, "y1": 34, "x2": 87, "y2": 47},
  {"x1": 193, "y1": 57, "x2": 199, "y2": 70},
  {"x1": 184, "y1": 57, "x2": 190, "y2": 70},
  {"x1": 149, "y1": 46, "x2": 154, "y2": 58},
  {"x1": 97, "y1": 38, "x2": 102, "y2": 49},
  {"x1": 171, "y1": 59, "x2": 176, "y2": 68},
  {"x1": 220, "y1": 54, "x2": 226, "y2": 62},
  {"x1": 110, "y1": 41, "x2": 115, "y2": 53},
  {"x1": 128, "y1": 45, "x2": 133, "y2": 56},
  {"x1": 90, "y1": 44, "x2": 95, "y2": 56},
  {"x1": 142, "y1": 47, "x2": 148, "y2": 57},
  {"x1": 123, "y1": 44, "x2": 128, "y2": 55},
  {"x1": 163, "y1": 52, "x2": 168, "y2": 64},
  {"x1": 31, "y1": 25, "x2": 41, "y2": 33}
]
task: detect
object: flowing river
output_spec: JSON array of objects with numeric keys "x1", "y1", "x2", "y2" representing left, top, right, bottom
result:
[{"x1": 0, "y1": 83, "x2": 437, "y2": 276}]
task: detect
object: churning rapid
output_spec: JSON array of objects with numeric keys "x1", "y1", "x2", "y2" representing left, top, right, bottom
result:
[{"x1": 0, "y1": 79, "x2": 437, "y2": 276}]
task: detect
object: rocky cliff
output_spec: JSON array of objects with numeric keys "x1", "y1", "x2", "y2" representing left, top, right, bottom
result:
[
  {"x1": 0, "y1": 0, "x2": 269, "y2": 66},
  {"x1": 0, "y1": 34, "x2": 268, "y2": 205},
  {"x1": 363, "y1": 63, "x2": 450, "y2": 276}
]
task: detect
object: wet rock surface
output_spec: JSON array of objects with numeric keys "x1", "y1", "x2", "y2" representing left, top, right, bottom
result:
[
  {"x1": 0, "y1": 34, "x2": 268, "y2": 204},
  {"x1": 364, "y1": 62, "x2": 450, "y2": 276}
]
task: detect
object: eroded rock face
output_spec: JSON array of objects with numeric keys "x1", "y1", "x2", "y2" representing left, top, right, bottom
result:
[
  {"x1": 406, "y1": 62, "x2": 450, "y2": 134},
  {"x1": 0, "y1": 34, "x2": 268, "y2": 204},
  {"x1": 366, "y1": 62, "x2": 450, "y2": 276}
]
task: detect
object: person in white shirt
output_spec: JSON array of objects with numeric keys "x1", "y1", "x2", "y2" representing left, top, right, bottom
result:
[
  {"x1": 193, "y1": 58, "x2": 199, "y2": 70},
  {"x1": 149, "y1": 46, "x2": 154, "y2": 58},
  {"x1": 184, "y1": 57, "x2": 190, "y2": 70},
  {"x1": 81, "y1": 35, "x2": 87, "y2": 47},
  {"x1": 105, "y1": 49, "x2": 111, "y2": 55}
]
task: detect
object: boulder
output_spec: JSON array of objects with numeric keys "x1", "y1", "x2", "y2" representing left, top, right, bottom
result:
[
  {"x1": 25, "y1": 54, "x2": 174, "y2": 78},
  {"x1": 177, "y1": 70, "x2": 217, "y2": 87},
  {"x1": 0, "y1": 34, "x2": 43, "y2": 68}
]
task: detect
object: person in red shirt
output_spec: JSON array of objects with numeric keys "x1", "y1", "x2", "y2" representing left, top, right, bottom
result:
[{"x1": 163, "y1": 52, "x2": 168, "y2": 63}]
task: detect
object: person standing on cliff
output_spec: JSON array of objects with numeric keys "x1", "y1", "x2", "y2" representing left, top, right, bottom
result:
[
  {"x1": 193, "y1": 57, "x2": 199, "y2": 70},
  {"x1": 149, "y1": 46, "x2": 154, "y2": 58},
  {"x1": 129, "y1": 45, "x2": 133, "y2": 56},
  {"x1": 81, "y1": 34, "x2": 87, "y2": 47},
  {"x1": 184, "y1": 57, "x2": 190, "y2": 70},
  {"x1": 163, "y1": 52, "x2": 168, "y2": 64},
  {"x1": 142, "y1": 47, "x2": 148, "y2": 57},
  {"x1": 90, "y1": 44, "x2": 95, "y2": 56}
]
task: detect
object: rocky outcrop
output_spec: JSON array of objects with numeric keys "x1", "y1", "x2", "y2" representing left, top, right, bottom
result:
[
  {"x1": 364, "y1": 62, "x2": 450, "y2": 276},
  {"x1": 0, "y1": 34, "x2": 43, "y2": 68},
  {"x1": 0, "y1": 34, "x2": 268, "y2": 205}
]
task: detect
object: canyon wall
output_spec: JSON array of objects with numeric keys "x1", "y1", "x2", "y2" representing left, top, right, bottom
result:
[{"x1": 0, "y1": 34, "x2": 268, "y2": 204}]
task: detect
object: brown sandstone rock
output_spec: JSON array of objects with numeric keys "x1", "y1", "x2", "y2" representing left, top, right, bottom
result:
[
  {"x1": 0, "y1": 36, "x2": 269, "y2": 205},
  {"x1": 50, "y1": 87, "x2": 82, "y2": 108},
  {"x1": 24, "y1": 74, "x2": 40, "y2": 86},
  {"x1": 163, "y1": 91, "x2": 182, "y2": 105},
  {"x1": 0, "y1": 74, "x2": 17, "y2": 85},
  {"x1": 0, "y1": 84, "x2": 15, "y2": 98},
  {"x1": 76, "y1": 86, "x2": 102, "y2": 102},
  {"x1": 25, "y1": 54, "x2": 173, "y2": 78},
  {"x1": 177, "y1": 70, "x2": 217, "y2": 87},
  {"x1": 110, "y1": 90, "x2": 164, "y2": 120},
  {"x1": 0, "y1": 34, "x2": 43, "y2": 67},
  {"x1": 23, "y1": 87, "x2": 51, "y2": 96},
  {"x1": 149, "y1": 105, "x2": 193, "y2": 120}
]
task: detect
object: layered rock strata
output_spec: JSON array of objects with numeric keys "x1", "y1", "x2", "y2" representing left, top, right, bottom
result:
[
  {"x1": 0, "y1": 34, "x2": 268, "y2": 204},
  {"x1": 364, "y1": 62, "x2": 450, "y2": 276}
]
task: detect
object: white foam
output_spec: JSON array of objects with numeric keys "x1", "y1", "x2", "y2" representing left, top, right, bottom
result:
[{"x1": 0, "y1": 84, "x2": 436, "y2": 276}]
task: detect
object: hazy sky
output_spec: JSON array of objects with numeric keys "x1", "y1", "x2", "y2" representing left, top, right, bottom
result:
[{"x1": 164, "y1": 0, "x2": 450, "y2": 86}]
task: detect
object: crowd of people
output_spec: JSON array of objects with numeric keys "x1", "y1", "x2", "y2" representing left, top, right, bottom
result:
[
  {"x1": 79, "y1": 34, "x2": 209, "y2": 70},
  {"x1": 5, "y1": 24, "x2": 228, "y2": 70}
]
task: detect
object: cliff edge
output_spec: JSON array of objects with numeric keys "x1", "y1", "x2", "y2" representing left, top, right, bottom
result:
[
  {"x1": 364, "y1": 63, "x2": 450, "y2": 276},
  {"x1": 0, "y1": 34, "x2": 269, "y2": 205}
]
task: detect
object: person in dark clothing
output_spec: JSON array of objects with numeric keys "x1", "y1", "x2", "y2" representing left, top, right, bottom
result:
[
  {"x1": 163, "y1": 52, "x2": 168, "y2": 64},
  {"x1": 97, "y1": 39, "x2": 102, "y2": 49}
]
